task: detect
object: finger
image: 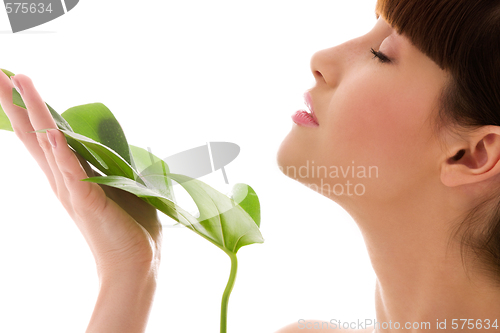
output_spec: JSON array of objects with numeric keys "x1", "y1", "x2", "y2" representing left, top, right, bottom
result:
[
  {"x1": 0, "y1": 71, "x2": 31, "y2": 132},
  {"x1": 0, "y1": 72, "x2": 57, "y2": 192},
  {"x1": 11, "y1": 74, "x2": 57, "y2": 132},
  {"x1": 11, "y1": 74, "x2": 70, "y2": 202},
  {"x1": 48, "y1": 129, "x2": 107, "y2": 218}
]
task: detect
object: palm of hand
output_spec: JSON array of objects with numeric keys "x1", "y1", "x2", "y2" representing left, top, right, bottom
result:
[{"x1": 71, "y1": 151, "x2": 163, "y2": 273}]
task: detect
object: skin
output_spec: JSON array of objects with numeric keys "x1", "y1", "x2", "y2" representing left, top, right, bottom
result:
[
  {"x1": 276, "y1": 15, "x2": 500, "y2": 333},
  {"x1": 2, "y1": 14, "x2": 500, "y2": 333}
]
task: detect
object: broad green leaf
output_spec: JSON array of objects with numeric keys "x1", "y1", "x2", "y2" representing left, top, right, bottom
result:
[
  {"x1": 67, "y1": 136, "x2": 109, "y2": 170},
  {"x1": 230, "y1": 184, "x2": 260, "y2": 228},
  {"x1": 129, "y1": 145, "x2": 176, "y2": 202},
  {"x1": 81, "y1": 175, "x2": 228, "y2": 250},
  {"x1": 62, "y1": 103, "x2": 132, "y2": 165},
  {"x1": 152, "y1": 173, "x2": 263, "y2": 253},
  {"x1": 60, "y1": 129, "x2": 139, "y2": 180},
  {"x1": 84, "y1": 174, "x2": 264, "y2": 254},
  {"x1": 129, "y1": 145, "x2": 161, "y2": 174},
  {"x1": 165, "y1": 174, "x2": 263, "y2": 253},
  {"x1": 129, "y1": 144, "x2": 173, "y2": 197}
]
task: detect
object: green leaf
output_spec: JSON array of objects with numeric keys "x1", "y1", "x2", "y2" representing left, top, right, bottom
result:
[
  {"x1": 61, "y1": 103, "x2": 132, "y2": 165},
  {"x1": 0, "y1": 69, "x2": 15, "y2": 131},
  {"x1": 129, "y1": 144, "x2": 176, "y2": 203},
  {"x1": 61, "y1": 129, "x2": 139, "y2": 180},
  {"x1": 1, "y1": 69, "x2": 15, "y2": 78},
  {"x1": 84, "y1": 174, "x2": 264, "y2": 254},
  {"x1": 46, "y1": 102, "x2": 73, "y2": 132},
  {"x1": 230, "y1": 183, "x2": 261, "y2": 228},
  {"x1": 0, "y1": 104, "x2": 12, "y2": 131},
  {"x1": 156, "y1": 173, "x2": 263, "y2": 253},
  {"x1": 11, "y1": 86, "x2": 25, "y2": 109},
  {"x1": 81, "y1": 175, "x2": 220, "y2": 248}
]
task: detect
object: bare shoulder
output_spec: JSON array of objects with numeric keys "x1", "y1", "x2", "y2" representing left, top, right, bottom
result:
[{"x1": 275, "y1": 319, "x2": 374, "y2": 333}]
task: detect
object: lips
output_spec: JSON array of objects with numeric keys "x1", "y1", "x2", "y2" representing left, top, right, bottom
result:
[
  {"x1": 304, "y1": 91, "x2": 319, "y2": 124},
  {"x1": 290, "y1": 90, "x2": 320, "y2": 128}
]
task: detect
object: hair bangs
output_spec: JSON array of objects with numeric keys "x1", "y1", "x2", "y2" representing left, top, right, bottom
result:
[{"x1": 375, "y1": 0, "x2": 494, "y2": 73}]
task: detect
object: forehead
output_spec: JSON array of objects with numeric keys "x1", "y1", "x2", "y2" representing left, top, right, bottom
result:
[
  {"x1": 373, "y1": 7, "x2": 418, "y2": 49},
  {"x1": 373, "y1": 17, "x2": 404, "y2": 47}
]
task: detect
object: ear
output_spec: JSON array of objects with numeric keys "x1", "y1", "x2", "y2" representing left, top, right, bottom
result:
[{"x1": 441, "y1": 127, "x2": 500, "y2": 187}]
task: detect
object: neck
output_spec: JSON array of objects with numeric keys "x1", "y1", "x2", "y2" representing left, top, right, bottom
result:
[{"x1": 349, "y1": 192, "x2": 500, "y2": 333}]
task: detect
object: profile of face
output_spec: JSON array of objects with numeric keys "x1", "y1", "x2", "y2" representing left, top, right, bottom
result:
[{"x1": 277, "y1": 16, "x2": 450, "y2": 214}]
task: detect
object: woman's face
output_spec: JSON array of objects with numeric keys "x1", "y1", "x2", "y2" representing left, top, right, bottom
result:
[{"x1": 277, "y1": 16, "x2": 450, "y2": 209}]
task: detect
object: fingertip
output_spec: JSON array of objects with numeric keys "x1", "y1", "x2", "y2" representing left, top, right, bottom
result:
[
  {"x1": 12, "y1": 73, "x2": 28, "y2": 81},
  {"x1": 11, "y1": 75, "x2": 23, "y2": 96},
  {"x1": 16, "y1": 74, "x2": 33, "y2": 89}
]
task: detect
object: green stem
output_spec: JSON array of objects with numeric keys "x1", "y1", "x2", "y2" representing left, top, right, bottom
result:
[{"x1": 220, "y1": 252, "x2": 238, "y2": 333}]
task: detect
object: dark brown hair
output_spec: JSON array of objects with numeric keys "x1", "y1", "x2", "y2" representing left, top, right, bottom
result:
[{"x1": 375, "y1": 0, "x2": 500, "y2": 280}]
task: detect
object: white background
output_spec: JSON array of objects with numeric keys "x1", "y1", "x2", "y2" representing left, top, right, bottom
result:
[{"x1": 0, "y1": 1, "x2": 378, "y2": 332}]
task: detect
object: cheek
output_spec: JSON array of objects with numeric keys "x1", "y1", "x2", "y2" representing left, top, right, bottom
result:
[{"x1": 322, "y1": 75, "x2": 438, "y2": 192}]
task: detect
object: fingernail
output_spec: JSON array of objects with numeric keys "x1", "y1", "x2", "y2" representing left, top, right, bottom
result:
[
  {"x1": 11, "y1": 75, "x2": 23, "y2": 95},
  {"x1": 47, "y1": 129, "x2": 57, "y2": 148}
]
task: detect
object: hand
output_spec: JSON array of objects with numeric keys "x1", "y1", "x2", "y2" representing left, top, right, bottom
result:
[{"x1": 0, "y1": 72, "x2": 162, "y2": 332}]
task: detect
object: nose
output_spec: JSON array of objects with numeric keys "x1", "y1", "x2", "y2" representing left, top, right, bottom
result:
[
  {"x1": 310, "y1": 47, "x2": 339, "y2": 87},
  {"x1": 310, "y1": 38, "x2": 359, "y2": 89}
]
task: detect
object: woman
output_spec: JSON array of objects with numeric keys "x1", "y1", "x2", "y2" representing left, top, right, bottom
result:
[
  {"x1": 278, "y1": 0, "x2": 500, "y2": 331},
  {"x1": 1, "y1": 0, "x2": 499, "y2": 332}
]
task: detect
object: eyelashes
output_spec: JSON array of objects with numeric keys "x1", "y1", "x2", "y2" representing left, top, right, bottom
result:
[{"x1": 370, "y1": 47, "x2": 391, "y2": 64}]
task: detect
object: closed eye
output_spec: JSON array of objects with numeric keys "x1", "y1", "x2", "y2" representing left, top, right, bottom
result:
[{"x1": 370, "y1": 47, "x2": 391, "y2": 64}]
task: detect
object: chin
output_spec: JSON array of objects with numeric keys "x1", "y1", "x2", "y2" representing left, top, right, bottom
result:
[
  {"x1": 276, "y1": 126, "x2": 321, "y2": 178},
  {"x1": 276, "y1": 131, "x2": 365, "y2": 205},
  {"x1": 276, "y1": 133, "x2": 318, "y2": 189},
  {"x1": 276, "y1": 130, "x2": 303, "y2": 180}
]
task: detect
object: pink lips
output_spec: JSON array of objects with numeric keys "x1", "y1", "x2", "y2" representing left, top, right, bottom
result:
[{"x1": 291, "y1": 91, "x2": 319, "y2": 128}]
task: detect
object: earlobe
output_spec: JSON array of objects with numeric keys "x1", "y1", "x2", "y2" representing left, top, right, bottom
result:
[{"x1": 441, "y1": 130, "x2": 500, "y2": 187}]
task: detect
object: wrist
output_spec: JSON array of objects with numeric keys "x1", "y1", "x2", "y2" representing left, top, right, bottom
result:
[
  {"x1": 97, "y1": 258, "x2": 160, "y2": 286},
  {"x1": 99, "y1": 269, "x2": 158, "y2": 304},
  {"x1": 86, "y1": 266, "x2": 159, "y2": 333}
]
